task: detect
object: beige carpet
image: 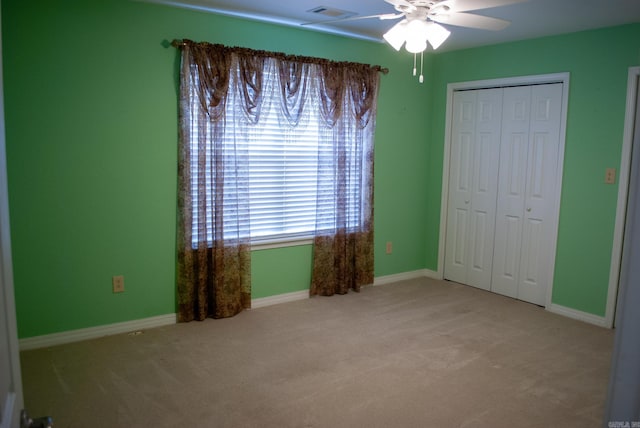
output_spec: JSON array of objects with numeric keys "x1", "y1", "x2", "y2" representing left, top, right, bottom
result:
[{"x1": 20, "y1": 278, "x2": 614, "y2": 427}]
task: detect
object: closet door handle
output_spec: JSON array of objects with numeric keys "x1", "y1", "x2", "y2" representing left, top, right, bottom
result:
[
  {"x1": 465, "y1": 200, "x2": 470, "y2": 204},
  {"x1": 526, "y1": 207, "x2": 532, "y2": 212}
]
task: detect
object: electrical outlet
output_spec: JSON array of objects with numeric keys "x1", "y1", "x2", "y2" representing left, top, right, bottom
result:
[
  {"x1": 605, "y1": 168, "x2": 616, "y2": 184},
  {"x1": 112, "y1": 275, "x2": 125, "y2": 293},
  {"x1": 386, "y1": 241, "x2": 393, "y2": 254}
]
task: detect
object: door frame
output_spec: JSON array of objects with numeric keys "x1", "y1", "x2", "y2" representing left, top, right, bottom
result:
[
  {"x1": 437, "y1": 72, "x2": 570, "y2": 310},
  {"x1": 606, "y1": 66, "x2": 640, "y2": 329},
  {"x1": 603, "y1": 64, "x2": 640, "y2": 426},
  {"x1": 0, "y1": 0, "x2": 25, "y2": 425}
]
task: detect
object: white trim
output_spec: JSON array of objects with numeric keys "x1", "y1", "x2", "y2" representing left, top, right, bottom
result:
[
  {"x1": 422, "y1": 269, "x2": 440, "y2": 280},
  {"x1": 373, "y1": 269, "x2": 437, "y2": 286},
  {"x1": 0, "y1": 6, "x2": 23, "y2": 425},
  {"x1": 438, "y1": 72, "x2": 570, "y2": 310},
  {"x1": 16, "y1": 270, "x2": 440, "y2": 350},
  {"x1": 546, "y1": 303, "x2": 608, "y2": 328},
  {"x1": 251, "y1": 237, "x2": 313, "y2": 251},
  {"x1": 443, "y1": 73, "x2": 571, "y2": 92},
  {"x1": 606, "y1": 66, "x2": 640, "y2": 329},
  {"x1": 252, "y1": 270, "x2": 441, "y2": 306},
  {"x1": 18, "y1": 262, "x2": 610, "y2": 351},
  {"x1": 19, "y1": 314, "x2": 177, "y2": 351},
  {"x1": 1, "y1": 392, "x2": 16, "y2": 428},
  {"x1": 545, "y1": 74, "x2": 571, "y2": 308},
  {"x1": 437, "y1": 83, "x2": 455, "y2": 278},
  {"x1": 250, "y1": 290, "x2": 308, "y2": 309}
]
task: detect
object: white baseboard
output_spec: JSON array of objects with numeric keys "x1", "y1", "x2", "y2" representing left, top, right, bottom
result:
[
  {"x1": 374, "y1": 269, "x2": 438, "y2": 286},
  {"x1": 422, "y1": 269, "x2": 440, "y2": 280},
  {"x1": 252, "y1": 269, "x2": 440, "y2": 308},
  {"x1": 33, "y1": 268, "x2": 595, "y2": 350},
  {"x1": 19, "y1": 313, "x2": 177, "y2": 351},
  {"x1": 546, "y1": 303, "x2": 608, "y2": 328},
  {"x1": 250, "y1": 290, "x2": 309, "y2": 309},
  {"x1": 19, "y1": 291, "x2": 314, "y2": 351}
]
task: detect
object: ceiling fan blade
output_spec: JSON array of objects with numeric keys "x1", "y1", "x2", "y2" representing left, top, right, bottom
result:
[
  {"x1": 301, "y1": 13, "x2": 402, "y2": 26},
  {"x1": 431, "y1": 12, "x2": 510, "y2": 30},
  {"x1": 440, "y1": 0, "x2": 528, "y2": 13},
  {"x1": 384, "y1": 0, "x2": 417, "y2": 11}
]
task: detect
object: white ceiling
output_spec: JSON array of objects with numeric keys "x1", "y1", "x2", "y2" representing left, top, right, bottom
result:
[{"x1": 148, "y1": 0, "x2": 640, "y2": 52}]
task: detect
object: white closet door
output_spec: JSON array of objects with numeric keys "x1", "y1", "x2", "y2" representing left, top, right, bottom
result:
[
  {"x1": 444, "y1": 88, "x2": 502, "y2": 290},
  {"x1": 491, "y1": 83, "x2": 563, "y2": 305},
  {"x1": 517, "y1": 83, "x2": 563, "y2": 305},
  {"x1": 491, "y1": 86, "x2": 532, "y2": 298}
]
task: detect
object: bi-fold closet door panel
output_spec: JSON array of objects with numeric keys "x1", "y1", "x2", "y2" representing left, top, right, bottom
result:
[
  {"x1": 444, "y1": 88, "x2": 503, "y2": 291},
  {"x1": 491, "y1": 83, "x2": 563, "y2": 305},
  {"x1": 444, "y1": 83, "x2": 563, "y2": 306}
]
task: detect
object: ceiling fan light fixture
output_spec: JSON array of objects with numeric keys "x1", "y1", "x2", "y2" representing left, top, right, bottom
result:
[
  {"x1": 405, "y1": 38, "x2": 427, "y2": 54},
  {"x1": 425, "y1": 22, "x2": 451, "y2": 50},
  {"x1": 404, "y1": 19, "x2": 429, "y2": 53},
  {"x1": 383, "y1": 20, "x2": 408, "y2": 51}
]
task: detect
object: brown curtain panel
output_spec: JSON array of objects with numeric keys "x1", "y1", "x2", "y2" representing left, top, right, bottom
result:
[
  {"x1": 176, "y1": 42, "x2": 251, "y2": 321},
  {"x1": 310, "y1": 63, "x2": 379, "y2": 296}
]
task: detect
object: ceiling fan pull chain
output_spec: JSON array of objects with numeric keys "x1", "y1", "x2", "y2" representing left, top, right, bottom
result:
[
  {"x1": 419, "y1": 51, "x2": 424, "y2": 83},
  {"x1": 413, "y1": 53, "x2": 417, "y2": 76}
]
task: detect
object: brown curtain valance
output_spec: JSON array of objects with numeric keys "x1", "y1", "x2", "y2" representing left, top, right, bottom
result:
[
  {"x1": 172, "y1": 39, "x2": 386, "y2": 129},
  {"x1": 171, "y1": 39, "x2": 389, "y2": 75}
]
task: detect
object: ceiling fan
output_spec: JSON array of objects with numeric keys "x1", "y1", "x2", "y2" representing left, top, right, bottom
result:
[{"x1": 303, "y1": 0, "x2": 527, "y2": 81}]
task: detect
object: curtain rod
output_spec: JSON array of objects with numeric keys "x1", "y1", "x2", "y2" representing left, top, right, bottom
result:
[{"x1": 171, "y1": 39, "x2": 389, "y2": 75}]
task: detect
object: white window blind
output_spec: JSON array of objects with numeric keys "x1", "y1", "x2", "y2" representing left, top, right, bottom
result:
[
  {"x1": 190, "y1": 61, "x2": 363, "y2": 247},
  {"x1": 247, "y1": 108, "x2": 321, "y2": 241}
]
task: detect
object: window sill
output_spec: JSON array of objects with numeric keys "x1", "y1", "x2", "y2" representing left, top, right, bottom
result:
[{"x1": 250, "y1": 236, "x2": 314, "y2": 251}]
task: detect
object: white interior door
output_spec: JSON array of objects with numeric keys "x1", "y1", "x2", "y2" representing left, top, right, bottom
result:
[
  {"x1": 516, "y1": 83, "x2": 563, "y2": 305},
  {"x1": 0, "y1": 4, "x2": 24, "y2": 426},
  {"x1": 444, "y1": 88, "x2": 502, "y2": 290},
  {"x1": 490, "y1": 86, "x2": 531, "y2": 298},
  {"x1": 443, "y1": 90, "x2": 475, "y2": 285},
  {"x1": 491, "y1": 83, "x2": 563, "y2": 305},
  {"x1": 0, "y1": 228, "x2": 22, "y2": 428}
]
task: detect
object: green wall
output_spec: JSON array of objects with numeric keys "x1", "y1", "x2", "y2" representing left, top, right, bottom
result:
[
  {"x1": 3, "y1": 0, "x2": 639, "y2": 339},
  {"x1": 426, "y1": 25, "x2": 640, "y2": 316},
  {"x1": 2, "y1": 0, "x2": 430, "y2": 338}
]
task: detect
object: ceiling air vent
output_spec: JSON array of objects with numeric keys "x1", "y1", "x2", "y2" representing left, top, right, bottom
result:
[{"x1": 307, "y1": 6, "x2": 356, "y2": 19}]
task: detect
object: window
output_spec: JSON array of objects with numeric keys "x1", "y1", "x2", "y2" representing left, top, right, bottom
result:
[
  {"x1": 189, "y1": 61, "x2": 367, "y2": 247},
  {"x1": 176, "y1": 40, "x2": 380, "y2": 319}
]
